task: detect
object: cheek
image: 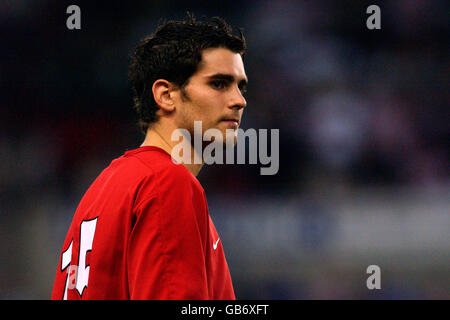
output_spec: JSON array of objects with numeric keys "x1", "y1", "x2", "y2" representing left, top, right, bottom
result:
[
  {"x1": 179, "y1": 88, "x2": 224, "y2": 128},
  {"x1": 176, "y1": 105, "x2": 192, "y2": 128},
  {"x1": 191, "y1": 100, "x2": 221, "y2": 125},
  {"x1": 176, "y1": 102, "x2": 209, "y2": 134}
]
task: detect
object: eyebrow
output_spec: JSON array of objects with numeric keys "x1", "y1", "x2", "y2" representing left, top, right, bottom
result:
[{"x1": 207, "y1": 73, "x2": 248, "y2": 88}]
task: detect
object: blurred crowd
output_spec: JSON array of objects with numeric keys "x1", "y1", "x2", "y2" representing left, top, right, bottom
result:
[{"x1": 0, "y1": 0, "x2": 448, "y2": 299}]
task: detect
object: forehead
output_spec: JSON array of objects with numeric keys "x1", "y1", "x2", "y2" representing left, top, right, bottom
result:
[{"x1": 195, "y1": 47, "x2": 247, "y2": 81}]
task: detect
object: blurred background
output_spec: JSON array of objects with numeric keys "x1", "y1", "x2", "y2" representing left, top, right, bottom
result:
[{"x1": 0, "y1": 0, "x2": 448, "y2": 299}]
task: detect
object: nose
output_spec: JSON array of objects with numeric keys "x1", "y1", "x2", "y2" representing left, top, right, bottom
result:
[{"x1": 228, "y1": 86, "x2": 247, "y2": 110}]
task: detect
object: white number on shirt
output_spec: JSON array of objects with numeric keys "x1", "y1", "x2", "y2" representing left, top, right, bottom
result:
[{"x1": 60, "y1": 217, "x2": 98, "y2": 299}]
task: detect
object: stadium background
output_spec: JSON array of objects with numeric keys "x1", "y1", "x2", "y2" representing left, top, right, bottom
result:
[{"x1": 0, "y1": 0, "x2": 448, "y2": 299}]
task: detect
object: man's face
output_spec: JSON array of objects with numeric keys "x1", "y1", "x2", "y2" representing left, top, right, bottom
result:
[{"x1": 174, "y1": 47, "x2": 248, "y2": 146}]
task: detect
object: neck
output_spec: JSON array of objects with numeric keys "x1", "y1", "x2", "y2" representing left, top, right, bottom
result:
[{"x1": 140, "y1": 125, "x2": 204, "y2": 177}]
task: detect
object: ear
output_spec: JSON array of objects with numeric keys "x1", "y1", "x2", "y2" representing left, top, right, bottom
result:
[{"x1": 152, "y1": 79, "x2": 176, "y2": 112}]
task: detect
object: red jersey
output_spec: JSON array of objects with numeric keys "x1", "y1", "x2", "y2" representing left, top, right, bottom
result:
[{"x1": 51, "y1": 146, "x2": 235, "y2": 300}]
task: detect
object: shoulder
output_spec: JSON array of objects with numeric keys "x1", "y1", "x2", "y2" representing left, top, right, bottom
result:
[
  {"x1": 126, "y1": 147, "x2": 202, "y2": 190},
  {"x1": 152, "y1": 162, "x2": 206, "y2": 205},
  {"x1": 132, "y1": 161, "x2": 209, "y2": 226},
  {"x1": 120, "y1": 147, "x2": 205, "y2": 208}
]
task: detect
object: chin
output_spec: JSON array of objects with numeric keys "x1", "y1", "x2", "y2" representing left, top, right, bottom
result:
[
  {"x1": 202, "y1": 127, "x2": 238, "y2": 149},
  {"x1": 225, "y1": 131, "x2": 238, "y2": 147}
]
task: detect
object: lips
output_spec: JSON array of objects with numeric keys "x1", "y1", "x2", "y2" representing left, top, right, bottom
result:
[
  {"x1": 220, "y1": 117, "x2": 240, "y2": 125},
  {"x1": 220, "y1": 120, "x2": 239, "y2": 129}
]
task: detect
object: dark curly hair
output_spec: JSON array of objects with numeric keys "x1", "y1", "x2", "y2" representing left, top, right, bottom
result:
[{"x1": 128, "y1": 13, "x2": 247, "y2": 134}]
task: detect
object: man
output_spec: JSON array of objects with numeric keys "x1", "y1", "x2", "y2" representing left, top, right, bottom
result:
[{"x1": 51, "y1": 14, "x2": 248, "y2": 300}]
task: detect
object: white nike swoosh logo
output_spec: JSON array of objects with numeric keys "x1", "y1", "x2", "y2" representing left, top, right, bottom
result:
[{"x1": 213, "y1": 238, "x2": 220, "y2": 250}]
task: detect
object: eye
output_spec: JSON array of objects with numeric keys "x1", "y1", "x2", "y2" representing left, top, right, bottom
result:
[
  {"x1": 238, "y1": 80, "x2": 248, "y2": 95},
  {"x1": 210, "y1": 80, "x2": 226, "y2": 90}
]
